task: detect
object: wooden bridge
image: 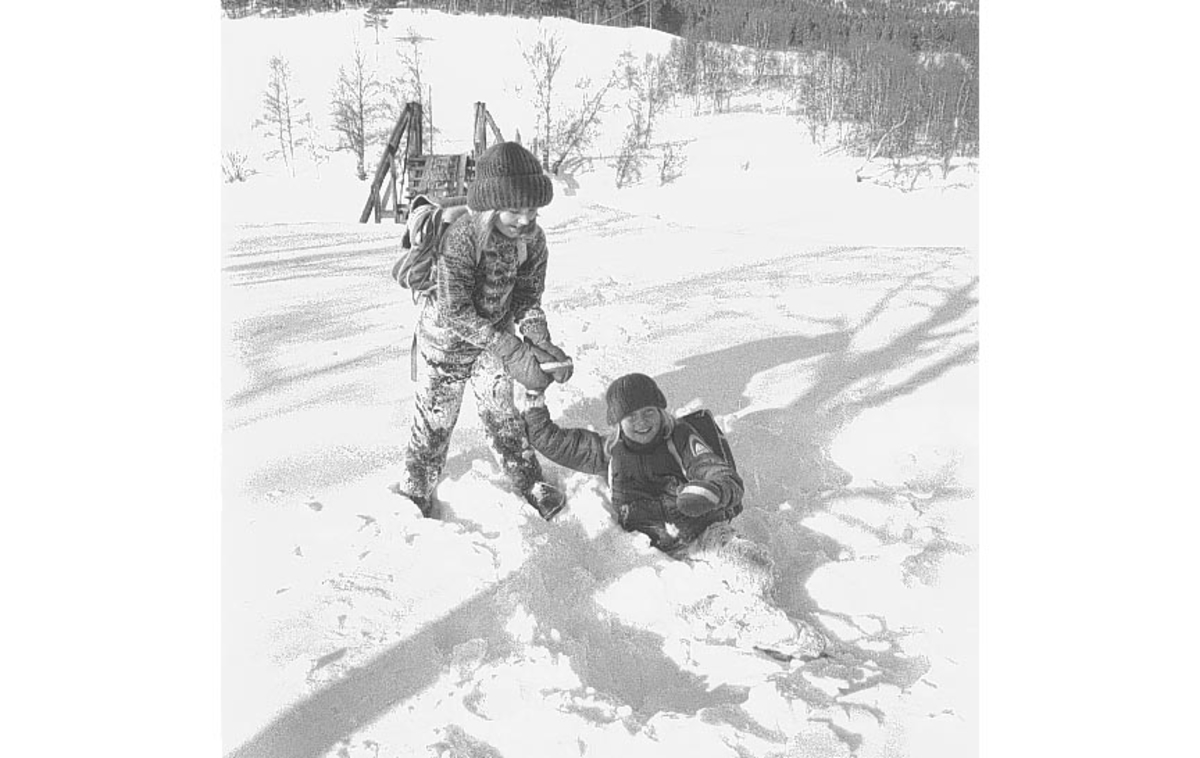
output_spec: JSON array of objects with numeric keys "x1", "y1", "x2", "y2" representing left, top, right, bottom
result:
[{"x1": 359, "y1": 101, "x2": 505, "y2": 223}]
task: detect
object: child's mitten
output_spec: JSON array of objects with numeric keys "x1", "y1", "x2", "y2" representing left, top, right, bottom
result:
[
  {"x1": 490, "y1": 333, "x2": 553, "y2": 392},
  {"x1": 676, "y1": 481, "x2": 723, "y2": 517},
  {"x1": 526, "y1": 339, "x2": 574, "y2": 383}
]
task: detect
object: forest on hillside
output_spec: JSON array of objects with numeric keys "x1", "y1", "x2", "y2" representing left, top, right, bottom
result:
[
  {"x1": 223, "y1": 0, "x2": 978, "y2": 174},
  {"x1": 223, "y1": 1, "x2": 976, "y2": 53}
]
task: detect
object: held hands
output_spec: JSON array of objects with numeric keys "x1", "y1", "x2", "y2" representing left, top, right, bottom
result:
[
  {"x1": 490, "y1": 333, "x2": 553, "y2": 392},
  {"x1": 525, "y1": 338, "x2": 574, "y2": 383},
  {"x1": 517, "y1": 387, "x2": 547, "y2": 412}
]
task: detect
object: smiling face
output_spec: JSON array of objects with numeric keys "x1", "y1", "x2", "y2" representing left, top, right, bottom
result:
[
  {"x1": 619, "y1": 406, "x2": 664, "y2": 445},
  {"x1": 494, "y1": 207, "x2": 538, "y2": 238}
]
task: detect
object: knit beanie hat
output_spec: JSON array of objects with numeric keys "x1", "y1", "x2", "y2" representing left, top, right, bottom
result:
[
  {"x1": 467, "y1": 142, "x2": 554, "y2": 212},
  {"x1": 605, "y1": 373, "x2": 667, "y2": 425}
]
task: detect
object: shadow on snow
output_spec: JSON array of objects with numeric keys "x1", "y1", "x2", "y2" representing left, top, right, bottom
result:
[
  {"x1": 226, "y1": 250, "x2": 977, "y2": 757},
  {"x1": 228, "y1": 519, "x2": 748, "y2": 758}
]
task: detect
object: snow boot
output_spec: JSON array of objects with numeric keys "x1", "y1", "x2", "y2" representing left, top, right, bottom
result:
[{"x1": 524, "y1": 481, "x2": 566, "y2": 520}]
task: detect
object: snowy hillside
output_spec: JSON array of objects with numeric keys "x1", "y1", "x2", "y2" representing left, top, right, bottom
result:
[{"x1": 223, "y1": 9, "x2": 977, "y2": 758}]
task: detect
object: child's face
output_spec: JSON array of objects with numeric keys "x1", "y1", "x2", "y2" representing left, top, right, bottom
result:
[
  {"x1": 620, "y1": 406, "x2": 663, "y2": 445},
  {"x1": 495, "y1": 207, "x2": 538, "y2": 237}
]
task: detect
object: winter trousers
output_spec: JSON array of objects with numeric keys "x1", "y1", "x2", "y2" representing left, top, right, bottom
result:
[{"x1": 395, "y1": 345, "x2": 545, "y2": 501}]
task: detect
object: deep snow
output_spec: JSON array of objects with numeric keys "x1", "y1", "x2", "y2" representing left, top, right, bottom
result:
[{"x1": 222, "y1": 9, "x2": 977, "y2": 758}]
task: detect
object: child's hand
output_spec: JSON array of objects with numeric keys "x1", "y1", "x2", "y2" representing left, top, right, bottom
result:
[
  {"x1": 676, "y1": 481, "x2": 723, "y2": 517},
  {"x1": 491, "y1": 333, "x2": 553, "y2": 392}
]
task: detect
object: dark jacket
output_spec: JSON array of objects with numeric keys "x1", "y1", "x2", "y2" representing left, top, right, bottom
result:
[
  {"x1": 523, "y1": 404, "x2": 744, "y2": 548},
  {"x1": 417, "y1": 210, "x2": 552, "y2": 364}
]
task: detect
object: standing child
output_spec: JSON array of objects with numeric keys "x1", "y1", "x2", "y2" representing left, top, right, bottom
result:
[{"x1": 392, "y1": 141, "x2": 573, "y2": 520}]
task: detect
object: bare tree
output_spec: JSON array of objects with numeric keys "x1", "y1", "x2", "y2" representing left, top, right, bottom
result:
[
  {"x1": 613, "y1": 51, "x2": 673, "y2": 188},
  {"x1": 222, "y1": 150, "x2": 255, "y2": 183},
  {"x1": 658, "y1": 141, "x2": 686, "y2": 185},
  {"x1": 253, "y1": 56, "x2": 310, "y2": 177},
  {"x1": 620, "y1": 51, "x2": 673, "y2": 148},
  {"x1": 699, "y1": 44, "x2": 741, "y2": 113},
  {"x1": 547, "y1": 74, "x2": 618, "y2": 175},
  {"x1": 520, "y1": 29, "x2": 566, "y2": 169},
  {"x1": 389, "y1": 27, "x2": 434, "y2": 153},
  {"x1": 331, "y1": 43, "x2": 389, "y2": 180},
  {"x1": 665, "y1": 35, "x2": 701, "y2": 101},
  {"x1": 302, "y1": 116, "x2": 331, "y2": 179},
  {"x1": 613, "y1": 129, "x2": 644, "y2": 189},
  {"x1": 940, "y1": 72, "x2": 974, "y2": 178}
]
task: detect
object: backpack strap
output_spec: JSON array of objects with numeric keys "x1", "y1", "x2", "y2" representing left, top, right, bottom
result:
[
  {"x1": 472, "y1": 210, "x2": 493, "y2": 263},
  {"x1": 666, "y1": 440, "x2": 683, "y2": 477},
  {"x1": 665, "y1": 421, "x2": 692, "y2": 479},
  {"x1": 603, "y1": 431, "x2": 619, "y2": 489}
]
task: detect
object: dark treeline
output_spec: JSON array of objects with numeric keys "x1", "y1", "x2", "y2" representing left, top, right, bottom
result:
[
  {"x1": 223, "y1": 0, "x2": 976, "y2": 58},
  {"x1": 224, "y1": 0, "x2": 978, "y2": 165}
]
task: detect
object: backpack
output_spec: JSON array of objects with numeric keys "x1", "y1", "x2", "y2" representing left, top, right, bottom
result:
[
  {"x1": 672, "y1": 409, "x2": 738, "y2": 474},
  {"x1": 392, "y1": 195, "x2": 531, "y2": 380},
  {"x1": 391, "y1": 194, "x2": 472, "y2": 302},
  {"x1": 667, "y1": 409, "x2": 742, "y2": 521},
  {"x1": 391, "y1": 195, "x2": 531, "y2": 301}
]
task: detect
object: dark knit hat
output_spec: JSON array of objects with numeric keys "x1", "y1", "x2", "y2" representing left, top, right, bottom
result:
[
  {"x1": 467, "y1": 142, "x2": 554, "y2": 212},
  {"x1": 605, "y1": 373, "x2": 667, "y2": 425}
]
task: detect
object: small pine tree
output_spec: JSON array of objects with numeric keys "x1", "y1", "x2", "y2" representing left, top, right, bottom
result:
[{"x1": 364, "y1": 3, "x2": 391, "y2": 45}]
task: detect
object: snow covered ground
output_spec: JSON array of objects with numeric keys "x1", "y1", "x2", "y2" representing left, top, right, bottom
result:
[{"x1": 222, "y1": 9, "x2": 977, "y2": 758}]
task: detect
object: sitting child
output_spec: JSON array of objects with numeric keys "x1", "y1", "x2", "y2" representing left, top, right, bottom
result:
[
  {"x1": 522, "y1": 373, "x2": 741, "y2": 555},
  {"x1": 522, "y1": 372, "x2": 827, "y2": 659}
]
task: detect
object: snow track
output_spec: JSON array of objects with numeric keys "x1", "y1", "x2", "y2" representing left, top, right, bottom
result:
[
  {"x1": 224, "y1": 196, "x2": 976, "y2": 757},
  {"x1": 223, "y1": 11, "x2": 976, "y2": 751}
]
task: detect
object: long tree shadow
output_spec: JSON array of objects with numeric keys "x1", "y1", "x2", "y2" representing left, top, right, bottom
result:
[
  {"x1": 226, "y1": 297, "x2": 409, "y2": 417},
  {"x1": 637, "y1": 277, "x2": 978, "y2": 506},
  {"x1": 223, "y1": 224, "x2": 404, "y2": 287},
  {"x1": 546, "y1": 328, "x2": 855, "y2": 459},
  {"x1": 546, "y1": 277, "x2": 976, "y2": 616},
  {"x1": 229, "y1": 298, "x2": 394, "y2": 360},
  {"x1": 228, "y1": 519, "x2": 747, "y2": 758},
  {"x1": 225, "y1": 242, "x2": 976, "y2": 756},
  {"x1": 657, "y1": 279, "x2": 976, "y2": 620},
  {"x1": 736, "y1": 277, "x2": 977, "y2": 503}
]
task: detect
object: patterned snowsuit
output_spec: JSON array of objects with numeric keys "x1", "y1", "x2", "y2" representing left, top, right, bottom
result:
[
  {"x1": 396, "y1": 211, "x2": 555, "y2": 501},
  {"x1": 523, "y1": 404, "x2": 744, "y2": 554}
]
